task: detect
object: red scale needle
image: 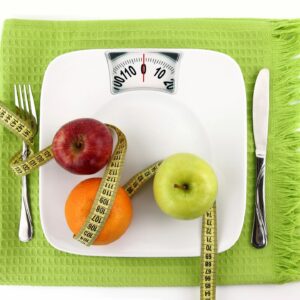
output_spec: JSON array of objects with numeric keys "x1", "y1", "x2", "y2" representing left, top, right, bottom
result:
[{"x1": 142, "y1": 53, "x2": 145, "y2": 82}]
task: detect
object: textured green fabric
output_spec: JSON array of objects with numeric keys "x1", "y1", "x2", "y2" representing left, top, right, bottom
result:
[{"x1": 0, "y1": 18, "x2": 300, "y2": 287}]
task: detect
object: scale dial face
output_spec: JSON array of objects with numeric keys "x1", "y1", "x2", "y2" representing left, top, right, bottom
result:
[{"x1": 106, "y1": 51, "x2": 181, "y2": 94}]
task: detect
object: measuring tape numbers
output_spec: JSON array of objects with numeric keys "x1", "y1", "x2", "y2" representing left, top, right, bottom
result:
[
  {"x1": 74, "y1": 124, "x2": 127, "y2": 246},
  {"x1": 0, "y1": 101, "x2": 52, "y2": 175},
  {"x1": 124, "y1": 160, "x2": 163, "y2": 198},
  {"x1": 201, "y1": 203, "x2": 217, "y2": 300},
  {"x1": 0, "y1": 102, "x2": 35, "y2": 144},
  {"x1": 10, "y1": 146, "x2": 53, "y2": 176}
]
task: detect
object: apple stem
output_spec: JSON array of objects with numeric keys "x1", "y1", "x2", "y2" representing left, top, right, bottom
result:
[
  {"x1": 76, "y1": 142, "x2": 82, "y2": 149},
  {"x1": 174, "y1": 183, "x2": 189, "y2": 190},
  {"x1": 73, "y1": 136, "x2": 84, "y2": 152}
]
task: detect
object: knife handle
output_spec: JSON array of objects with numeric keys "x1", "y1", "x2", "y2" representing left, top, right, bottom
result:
[{"x1": 251, "y1": 156, "x2": 267, "y2": 248}]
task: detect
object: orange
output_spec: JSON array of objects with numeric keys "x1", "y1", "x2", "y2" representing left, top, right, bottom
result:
[{"x1": 65, "y1": 178, "x2": 133, "y2": 245}]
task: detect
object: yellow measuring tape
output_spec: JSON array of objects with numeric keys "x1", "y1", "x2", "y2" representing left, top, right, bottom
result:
[
  {"x1": 0, "y1": 101, "x2": 164, "y2": 245},
  {"x1": 124, "y1": 160, "x2": 163, "y2": 198},
  {"x1": 73, "y1": 124, "x2": 127, "y2": 245},
  {"x1": 0, "y1": 102, "x2": 35, "y2": 144},
  {"x1": 0, "y1": 100, "x2": 217, "y2": 299},
  {"x1": 0, "y1": 101, "x2": 53, "y2": 176},
  {"x1": 201, "y1": 203, "x2": 217, "y2": 300}
]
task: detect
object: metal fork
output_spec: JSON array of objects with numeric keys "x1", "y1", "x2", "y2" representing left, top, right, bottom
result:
[{"x1": 14, "y1": 84, "x2": 37, "y2": 242}]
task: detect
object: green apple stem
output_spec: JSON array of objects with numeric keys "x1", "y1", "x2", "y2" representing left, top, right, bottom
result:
[{"x1": 174, "y1": 183, "x2": 189, "y2": 190}]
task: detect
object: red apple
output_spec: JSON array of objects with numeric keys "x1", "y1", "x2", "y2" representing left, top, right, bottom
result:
[{"x1": 52, "y1": 118, "x2": 113, "y2": 175}]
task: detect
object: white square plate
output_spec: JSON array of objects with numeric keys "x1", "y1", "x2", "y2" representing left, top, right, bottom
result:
[{"x1": 39, "y1": 49, "x2": 246, "y2": 257}]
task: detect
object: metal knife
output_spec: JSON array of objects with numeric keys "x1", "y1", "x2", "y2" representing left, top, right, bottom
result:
[{"x1": 251, "y1": 68, "x2": 270, "y2": 249}]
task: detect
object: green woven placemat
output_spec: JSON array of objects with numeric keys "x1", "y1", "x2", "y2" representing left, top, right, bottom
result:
[{"x1": 0, "y1": 18, "x2": 300, "y2": 286}]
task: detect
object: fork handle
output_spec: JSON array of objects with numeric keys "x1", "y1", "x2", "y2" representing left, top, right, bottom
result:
[
  {"x1": 18, "y1": 178, "x2": 33, "y2": 242},
  {"x1": 18, "y1": 144, "x2": 33, "y2": 242},
  {"x1": 251, "y1": 156, "x2": 267, "y2": 248}
]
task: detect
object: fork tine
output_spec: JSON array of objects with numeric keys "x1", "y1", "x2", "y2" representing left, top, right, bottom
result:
[
  {"x1": 28, "y1": 85, "x2": 37, "y2": 122},
  {"x1": 18, "y1": 84, "x2": 24, "y2": 110},
  {"x1": 14, "y1": 84, "x2": 19, "y2": 108},
  {"x1": 23, "y1": 85, "x2": 30, "y2": 113}
]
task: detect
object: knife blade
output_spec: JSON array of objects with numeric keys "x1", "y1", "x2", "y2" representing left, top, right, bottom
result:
[
  {"x1": 253, "y1": 69, "x2": 270, "y2": 156},
  {"x1": 251, "y1": 68, "x2": 270, "y2": 249}
]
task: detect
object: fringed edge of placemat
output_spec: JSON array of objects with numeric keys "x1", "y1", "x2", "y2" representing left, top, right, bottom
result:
[{"x1": 272, "y1": 19, "x2": 300, "y2": 283}]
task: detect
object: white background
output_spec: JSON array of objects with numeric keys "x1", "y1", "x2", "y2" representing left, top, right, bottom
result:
[{"x1": 0, "y1": 0, "x2": 299, "y2": 299}]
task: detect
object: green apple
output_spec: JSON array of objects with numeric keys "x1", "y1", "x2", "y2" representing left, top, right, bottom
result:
[{"x1": 153, "y1": 153, "x2": 218, "y2": 220}]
